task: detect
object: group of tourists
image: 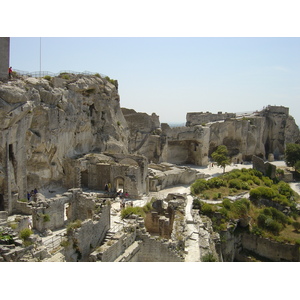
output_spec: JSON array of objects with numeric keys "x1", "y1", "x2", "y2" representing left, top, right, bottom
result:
[
  {"x1": 27, "y1": 188, "x2": 38, "y2": 202},
  {"x1": 104, "y1": 183, "x2": 133, "y2": 209}
]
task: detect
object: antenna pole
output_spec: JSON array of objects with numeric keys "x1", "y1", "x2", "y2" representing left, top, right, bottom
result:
[{"x1": 40, "y1": 37, "x2": 42, "y2": 77}]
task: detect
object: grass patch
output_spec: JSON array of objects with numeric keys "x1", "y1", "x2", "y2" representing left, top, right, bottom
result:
[
  {"x1": 66, "y1": 219, "x2": 82, "y2": 234},
  {"x1": 121, "y1": 202, "x2": 153, "y2": 219}
]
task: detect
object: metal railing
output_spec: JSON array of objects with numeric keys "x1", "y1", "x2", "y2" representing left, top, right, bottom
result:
[{"x1": 13, "y1": 69, "x2": 108, "y2": 79}]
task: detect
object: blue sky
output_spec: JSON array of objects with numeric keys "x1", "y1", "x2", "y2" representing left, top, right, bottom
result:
[{"x1": 10, "y1": 37, "x2": 300, "y2": 126}]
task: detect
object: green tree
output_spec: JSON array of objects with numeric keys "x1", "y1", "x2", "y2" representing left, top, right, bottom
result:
[
  {"x1": 211, "y1": 145, "x2": 231, "y2": 173},
  {"x1": 284, "y1": 143, "x2": 300, "y2": 169}
]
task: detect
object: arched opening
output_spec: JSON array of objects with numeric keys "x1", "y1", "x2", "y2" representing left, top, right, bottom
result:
[
  {"x1": 64, "y1": 203, "x2": 70, "y2": 223},
  {"x1": 114, "y1": 177, "x2": 124, "y2": 193}
]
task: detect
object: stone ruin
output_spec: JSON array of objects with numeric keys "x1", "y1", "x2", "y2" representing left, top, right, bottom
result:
[
  {"x1": 89, "y1": 193, "x2": 187, "y2": 262},
  {"x1": 1, "y1": 68, "x2": 300, "y2": 261},
  {"x1": 0, "y1": 188, "x2": 111, "y2": 262}
]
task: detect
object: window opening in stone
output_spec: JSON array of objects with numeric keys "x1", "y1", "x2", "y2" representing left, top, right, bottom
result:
[
  {"x1": 81, "y1": 170, "x2": 88, "y2": 188},
  {"x1": 8, "y1": 144, "x2": 14, "y2": 161},
  {"x1": 64, "y1": 203, "x2": 70, "y2": 222},
  {"x1": 115, "y1": 177, "x2": 124, "y2": 193}
]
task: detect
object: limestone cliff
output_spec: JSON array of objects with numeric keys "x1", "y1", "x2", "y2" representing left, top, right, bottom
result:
[
  {"x1": 125, "y1": 105, "x2": 300, "y2": 166},
  {"x1": 0, "y1": 74, "x2": 129, "y2": 211},
  {"x1": 1, "y1": 72, "x2": 300, "y2": 215}
]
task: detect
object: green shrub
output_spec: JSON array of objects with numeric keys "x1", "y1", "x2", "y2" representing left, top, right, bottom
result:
[
  {"x1": 222, "y1": 199, "x2": 232, "y2": 210},
  {"x1": 121, "y1": 206, "x2": 145, "y2": 219},
  {"x1": 67, "y1": 219, "x2": 82, "y2": 234},
  {"x1": 143, "y1": 202, "x2": 153, "y2": 213},
  {"x1": 212, "y1": 193, "x2": 219, "y2": 200},
  {"x1": 241, "y1": 181, "x2": 250, "y2": 190},
  {"x1": 191, "y1": 179, "x2": 208, "y2": 195},
  {"x1": 228, "y1": 179, "x2": 242, "y2": 190},
  {"x1": 20, "y1": 228, "x2": 32, "y2": 241},
  {"x1": 202, "y1": 253, "x2": 217, "y2": 262},
  {"x1": 201, "y1": 203, "x2": 214, "y2": 215},
  {"x1": 239, "y1": 174, "x2": 253, "y2": 181},
  {"x1": 192, "y1": 199, "x2": 202, "y2": 209},
  {"x1": 268, "y1": 207, "x2": 288, "y2": 224},
  {"x1": 257, "y1": 213, "x2": 268, "y2": 228},
  {"x1": 231, "y1": 198, "x2": 250, "y2": 218},
  {"x1": 272, "y1": 194, "x2": 290, "y2": 206},
  {"x1": 43, "y1": 75, "x2": 51, "y2": 81},
  {"x1": 42, "y1": 214, "x2": 50, "y2": 222},
  {"x1": 207, "y1": 177, "x2": 227, "y2": 188},
  {"x1": 203, "y1": 193, "x2": 210, "y2": 200},
  {"x1": 277, "y1": 181, "x2": 294, "y2": 198},
  {"x1": 247, "y1": 179, "x2": 255, "y2": 186},
  {"x1": 250, "y1": 186, "x2": 276, "y2": 200},
  {"x1": 262, "y1": 176, "x2": 273, "y2": 187},
  {"x1": 219, "y1": 207, "x2": 229, "y2": 218},
  {"x1": 252, "y1": 177, "x2": 261, "y2": 185},
  {"x1": 251, "y1": 225, "x2": 263, "y2": 236},
  {"x1": 60, "y1": 73, "x2": 70, "y2": 79},
  {"x1": 265, "y1": 218, "x2": 282, "y2": 235},
  {"x1": 293, "y1": 221, "x2": 300, "y2": 232},
  {"x1": 257, "y1": 212, "x2": 283, "y2": 235}
]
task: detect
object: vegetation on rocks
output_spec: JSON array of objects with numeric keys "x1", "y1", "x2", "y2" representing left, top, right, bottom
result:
[
  {"x1": 192, "y1": 168, "x2": 300, "y2": 244},
  {"x1": 66, "y1": 219, "x2": 82, "y2": 234},
  {"x1": 121, "y1": 202, "x2": 153, "y2": 219},
  {"x1": 211, "y1": 145, "x2": 231, "y2": 173},
  {"x1": 285, "y1": 143, "x2": 300, "y2": 170}
]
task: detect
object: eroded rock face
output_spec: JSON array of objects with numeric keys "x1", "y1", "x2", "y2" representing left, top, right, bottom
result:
[
  {"x1": 0, "y1": 74, "x2": 129, "y2": 212},
  {"x1": 126, "y1": 105, "x2": 300, "y2": 166}
]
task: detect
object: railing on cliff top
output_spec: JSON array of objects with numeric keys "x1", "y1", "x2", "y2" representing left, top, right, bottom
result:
[{"x1": 13, "y1": 69, "x2": 108, "y2": 78}]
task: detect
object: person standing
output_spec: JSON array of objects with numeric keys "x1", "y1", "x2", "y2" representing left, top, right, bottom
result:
[{"x1": 8, "y1": 67, "x2": 12, "y2": 79}]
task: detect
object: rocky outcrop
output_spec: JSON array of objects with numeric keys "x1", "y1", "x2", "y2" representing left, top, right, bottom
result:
[
  {"x1": 1, "y1": 71, "x2": 299, "y2": 216},
  {"x1": 127, "y1": 105, "x2": 300, "y2": 166},
  {"x1": 0, "y1": 74, "x2": 129, "y2": 213}
]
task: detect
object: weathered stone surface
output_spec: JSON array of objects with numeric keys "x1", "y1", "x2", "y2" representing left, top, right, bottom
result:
[{"x1": 0, "y1": 74, "x2": 129, "y2": 213}]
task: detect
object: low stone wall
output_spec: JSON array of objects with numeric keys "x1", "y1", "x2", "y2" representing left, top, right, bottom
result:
[
  {"x1": 186, "y1": 112, "x2": 236, "y2": 126},
  {"x1": 136, "y1": 231, "x2": 183, "y2": 262},
  {"x1": 219, "y1": 228, "x2": 300, "y2": 262},
  {"x1": 252, "y1": 155, "x2": 276, "y2": 178},
  {"x1": 89, "y1": 229, "x2": 137, "y2": 262},
  {"x1": 14, "y1": 201, "x2": 32, "y2": 215},
  {"x1": 149, "y1": 166, "x2": 205, "y2": 192},
  {"x1": 65, "y1": 205, "x2": 111, "y2": 262},
  {"x1": 240, "y1": 232, "x2": 300, "y2": 262}
]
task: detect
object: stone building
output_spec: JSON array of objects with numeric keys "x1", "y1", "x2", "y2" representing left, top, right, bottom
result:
[
  {"x1": 0, "y1": 37, "x2": 9, "y2": 80},
  {"x1": 186, "y1": 111, "x2": 236, "y2": 126},
  {"x1": 63, "y1": 152, "x2": 149, "y2": 199}
]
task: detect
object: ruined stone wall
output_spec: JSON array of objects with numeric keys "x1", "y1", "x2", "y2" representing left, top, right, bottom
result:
[
  {"x1": 161, "y1": 125, "x2": 210, "y2": 166},
  {"x1": 89, "y1": 229, "x2": 137, "y2": 262},
  {"x1": 65, "y1": 204, "x2": 110, "y2": 262},
  {"x1": 136, "y1": 231, "x2": 183, "y2": 262},
  {"x1": 252, "y1": 155, "x2": 276, "y2": 178},
  {"x1": 186, "y1": 111, "x2": 236, "y2": 126},
  {"x1": 149, "y1": 164, "x2": 205, "y2": 192},
  {"x1": 121, "y1": 108, "x2": 160, "y2": 154},
  {"x1": 32, "y1": 195, "x2": 68, "y2": 232},
  {"x1": 0, "y1": 75, "x2": 129, "y2": 213},
  {"x1": 240, "y1": 232, "x2": 300, "y2": 262}
]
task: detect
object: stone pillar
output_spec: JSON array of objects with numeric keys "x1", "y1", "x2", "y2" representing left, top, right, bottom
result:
[{"x1": 0, "y1": 37, "x2": 10, "y2": 80}]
